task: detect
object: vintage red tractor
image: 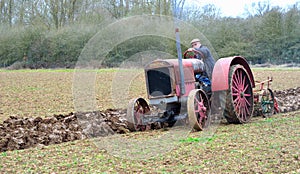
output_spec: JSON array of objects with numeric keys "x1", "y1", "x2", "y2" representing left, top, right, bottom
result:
[{"x1": 127, "y1": 50, "x2": 278, "y2": 131}]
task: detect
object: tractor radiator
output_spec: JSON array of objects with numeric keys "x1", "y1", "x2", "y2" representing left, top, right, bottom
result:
[{"x1": 147, "y1": 67, "x2": 172, "y2": 97}]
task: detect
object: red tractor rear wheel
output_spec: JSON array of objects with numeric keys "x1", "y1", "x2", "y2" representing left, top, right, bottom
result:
[
  {"x1": 224, "y1": 65, "x2": 254, "y2": 123},
  {"x1": 127, "y1": 98, "x2": 150, "y2": 131},
  {"x1": 188, "y1": 89, "x2": 211, "y2": 131}
]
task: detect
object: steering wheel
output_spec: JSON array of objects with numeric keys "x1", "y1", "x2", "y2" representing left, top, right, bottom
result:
[{"x1": 183, "y1": 49, "x2": 202, "y2": 59}]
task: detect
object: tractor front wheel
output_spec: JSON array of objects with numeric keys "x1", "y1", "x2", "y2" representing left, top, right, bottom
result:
[
  {"x1": 127, "y1": 98, "x2": 150, "y2": 131},
  {"x1": 188, "y1": 89, "x2": 211, "y2": 131}
]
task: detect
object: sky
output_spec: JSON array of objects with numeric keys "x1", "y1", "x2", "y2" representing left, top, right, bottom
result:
[{"x1": 186, "y1": 0, "x2": 299, "y2": 17}]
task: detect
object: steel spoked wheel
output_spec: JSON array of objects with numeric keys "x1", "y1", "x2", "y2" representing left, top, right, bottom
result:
[
  {"x1": 261, "y1": 88, "x2": 275, "y2": 118},
  {"x1": 127, "y1": 98, "x2": 150, "y2": 131},
  {"x1": 224, "y1": 65, "x2": 254, "y2": 123},
  {"x1": 188, "y1": 89, "x2": 210, "y2": 131}
]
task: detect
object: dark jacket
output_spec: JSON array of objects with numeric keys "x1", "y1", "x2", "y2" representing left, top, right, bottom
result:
[{"x1": 194, "y1": 45, "x2": 216, "y2": 80}]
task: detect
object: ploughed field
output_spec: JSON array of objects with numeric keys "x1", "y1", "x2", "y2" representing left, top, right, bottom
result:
[{"x1": 0, "y1": 68, "x2": 299, "y2": 173}]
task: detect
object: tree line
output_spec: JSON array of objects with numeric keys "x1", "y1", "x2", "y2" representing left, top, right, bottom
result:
[{"x1": 0, "y1": 0, "x2": 299, "y2": 68}]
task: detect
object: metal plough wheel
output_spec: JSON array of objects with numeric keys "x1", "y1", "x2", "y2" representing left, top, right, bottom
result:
[
  {"x1": 127, "y1": 98, "x2": 150, "y2": 131},
  {"x1": 223, "y1": 65, "x2": 254, "y2": 123},
  {"x1": 261, "y1": 88, "x2": 275, "y2": 118},
  {"x1": 188, "y1": 89, "x2": 210, "y2": 131}
]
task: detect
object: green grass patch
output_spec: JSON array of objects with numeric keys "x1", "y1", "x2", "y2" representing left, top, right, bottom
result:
[
  {"x1": 179, "y1": 136, "x2": 216, "y2": 143},
  {"x1": 1, "y1": 152, "x2": 7, "y2": 157}
]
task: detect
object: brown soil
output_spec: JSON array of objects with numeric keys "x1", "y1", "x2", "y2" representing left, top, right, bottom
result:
[
  {"x1": 0, "y1": 87, "x2": 299, "y2": 153},
  {"x1": 274, "y1": 87, "x2": 300, "y2": 112}
]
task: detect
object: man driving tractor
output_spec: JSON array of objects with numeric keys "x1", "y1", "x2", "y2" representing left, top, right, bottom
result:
[
  {"x1": 187, "y1": 38, "x2": 216, "y2": 80},
  {"x1": 185, "y1": 38, "x2": 216, "y2": 96}
]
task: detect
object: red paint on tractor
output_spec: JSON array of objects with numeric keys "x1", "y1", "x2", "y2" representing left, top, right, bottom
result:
[
  {"x1": 165, "y1": 59, "x2": 195, "y2": 84},
  {"x1": 166, "y1": 59, "x2": 196, "y2": 96},
  {"x1": 211, "y1": 56, "x2": 255, "y2": 92},
  {"x1": 176, "y1": 82, "x2": 195, "y2": 97}
]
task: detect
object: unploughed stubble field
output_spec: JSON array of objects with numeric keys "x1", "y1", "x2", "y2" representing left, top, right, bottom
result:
[{"x1": 0, "y1": 68, "x2": 299, "y2": 173}]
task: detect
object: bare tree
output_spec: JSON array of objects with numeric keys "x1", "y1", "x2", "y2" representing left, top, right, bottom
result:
[
  {"x1": 0, "y1": 0, "x2": 5, "y2": 23},
  {"x1": 8, "y1": 0, "x2": 13, "y2": 26},
  {"x1": 172, "y1": 0, "x2": 186, "y2": 18},
  {"x1": 245, "y1": 0, "x2": 271, "y2": 17},
  {"x1": 162, "y1": 0, "x2": 171, "y2": 15},
  {"x1": 67, "y1": 0, "x2": 76, "y2": 23}
]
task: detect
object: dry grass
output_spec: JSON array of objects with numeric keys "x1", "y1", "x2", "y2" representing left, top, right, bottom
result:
[{"x1": 0, "y1": 69, "x2": 146, "y2": 122}]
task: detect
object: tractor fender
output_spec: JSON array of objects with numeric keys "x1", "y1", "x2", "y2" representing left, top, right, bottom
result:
[{"x1": 211, "y1": 56, "x2": 255, "y2": 92}]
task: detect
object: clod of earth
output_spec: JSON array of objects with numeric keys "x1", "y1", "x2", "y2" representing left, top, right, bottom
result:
[
  {"x1": 274, "y1": 87, "x2": 300, "y2": 112},
  {"x1": 0, "y1": 87, "x2": 299, "y2": 152},
  {"x1": 0, "y1": 110, "x2": 130, "y2": 152}
]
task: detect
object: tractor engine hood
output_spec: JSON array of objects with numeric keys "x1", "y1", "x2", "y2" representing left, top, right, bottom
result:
[{"x1": 145, "y1": 59, "x2": 205, "y2": 74}]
